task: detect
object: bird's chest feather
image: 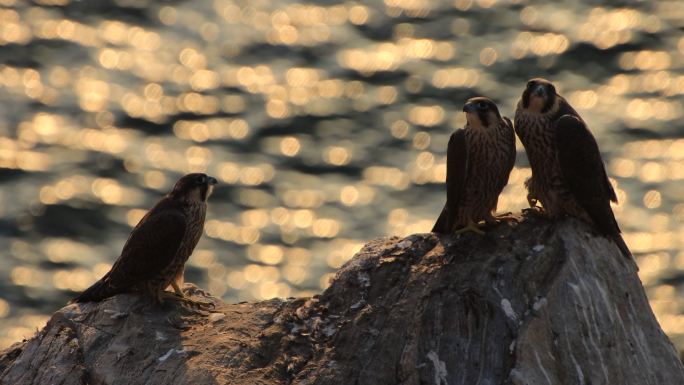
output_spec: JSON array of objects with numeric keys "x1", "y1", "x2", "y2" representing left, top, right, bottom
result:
[
  {"x1": 463, "y1": 130, "x2": 504, "y2": 202},
  {"x1": 155, "y1": 202, "x2": 207, "y2": 286},
  {"x1": 466, "y1": 129, "x2": 507, "y2": 181},
  {"x1": 515, "y1": 114, "x2": 563, "y2": 181},
  {"x1": 515, "y1": 114, "x2": 554, "y2": 163},
  {"x1": 165, "y1": 203, "x2": 207, "y2": 274},
  {"x1": 181, "y1": 203, "x2": 206, "y2": 252},
  {"x1": 515, "y1": 112, "x2": 578, "y2": 214}
]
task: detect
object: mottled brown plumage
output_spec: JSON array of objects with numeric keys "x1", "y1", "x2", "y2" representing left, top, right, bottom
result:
[
  {"x1": 514, "y1": 78, "x2": 631, "y2": 258},
  {"x1": 433, "y1": 97, "x2": 516, "y2": 234},
  {"x1": 71, "y1": 173, "x2": 218, "y2": 304}
]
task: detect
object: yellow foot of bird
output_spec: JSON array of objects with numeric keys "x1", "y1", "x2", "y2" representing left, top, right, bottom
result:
[
  {"x1": 522, "y1": 206, "x2": 545, "y2": 217},
  {"x1": 170, "y1": 282, "x2": 216, "y2": 312},
  {"x1": 158, "y1": 290, "x2": 216, "y2": 312},
  {"x1": 453, "y1": 221, "x2": 485, "y2": 235},
  {"x1": 492, "y1": 212, "x2": 519, "y2": 223}
]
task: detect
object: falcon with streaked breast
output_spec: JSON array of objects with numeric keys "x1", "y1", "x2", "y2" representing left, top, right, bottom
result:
[
  {"x1": 71, "y1": 173, "x2": 218, "y2": 307},
  {"x1": 514, "y1": 78, "x2": 631, "y2": 258},
  {"x1": 433, "y1": 97, "x2": 516, "y2": 235}
]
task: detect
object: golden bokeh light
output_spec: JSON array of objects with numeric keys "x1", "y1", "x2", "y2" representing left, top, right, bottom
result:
[{"x1": 1, "y1": 0, "x2": 683, "y2": 355}]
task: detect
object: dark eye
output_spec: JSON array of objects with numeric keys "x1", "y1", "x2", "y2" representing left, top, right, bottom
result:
[
  {"x1": 527, "y1": 81, "x2": 535, "y2": 88},
  {"x1": 477, "y1": 102, "x2": 487, "y2": 110},
  {"x1": 196, "y1": 175, "x2": 206, "y2": 184}
]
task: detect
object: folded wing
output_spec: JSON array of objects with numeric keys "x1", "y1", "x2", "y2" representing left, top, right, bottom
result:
[
  {"x1": 432, "y1": 130, "x2": 468, "y2": 234},
  {"x1": 555, "y1": 115, "x2": 630, "y2": 258}
]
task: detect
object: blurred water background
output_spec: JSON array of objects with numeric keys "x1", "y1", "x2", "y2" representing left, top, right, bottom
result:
[{"x1": 0, "y1": 0, "x2": 683, "y2": 355}]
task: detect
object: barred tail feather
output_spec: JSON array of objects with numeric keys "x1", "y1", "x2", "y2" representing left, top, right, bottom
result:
[
  {"x1": 611, "y1": 233, "x2": 632, "y2": 260},
  {"x1": 432, "y1": 207, "x2": 450, "y2": 234},
  {"x1": 69, "y1": 279, "x2": 116, "y2": 304}
]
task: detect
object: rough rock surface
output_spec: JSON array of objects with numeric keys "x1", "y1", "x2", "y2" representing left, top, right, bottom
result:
[{"x1": 1, "y1": 215, "x2": 682, "y2": 385}]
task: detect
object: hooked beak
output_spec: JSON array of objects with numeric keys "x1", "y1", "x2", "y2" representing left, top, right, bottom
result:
[
  {"x1": 204, "y1": 176, "x2": 218, "y2": 200},
  {"x1": 533, "y1": 85, "x2": 546, "y2": 97},
  {"x1": 463, "y1": 102, "x2": 477, "y2": 113}
]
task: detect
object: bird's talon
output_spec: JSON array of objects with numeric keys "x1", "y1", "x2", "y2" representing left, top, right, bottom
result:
[
  {"x1": 522, "y1": 206, "x2": 545, "y2": 217},
  {"x1": 453, "y1": 221, "x2": 485, "y2": 235},
  {"x1": 192, "y1": 300, "x2": 215, "y2": 311},
  {"x1": 493, "y1": 213, "x2": 519, "y2": 223},
  {"x1": 179, "y1": 297, "x2": 215, "y2": 311},
  {"x1": 158, "y1": 290, "x2": 214, "y2": 313},
  {"x1": 183, "y1": 296, "x2": 216, "y2": 312}
]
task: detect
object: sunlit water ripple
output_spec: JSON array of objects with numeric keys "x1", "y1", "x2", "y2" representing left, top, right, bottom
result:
[{"x1": 0, "y1": 0, "x2": 683, "y2": 354}]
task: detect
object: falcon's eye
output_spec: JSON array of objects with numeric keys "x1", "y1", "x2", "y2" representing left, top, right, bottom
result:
[
  {"x1": 196, "y1": 175, "x2": 206, "y2": 184},
  {"x1": 477, "y1": 101, "x2": 487, "y2": 110}
]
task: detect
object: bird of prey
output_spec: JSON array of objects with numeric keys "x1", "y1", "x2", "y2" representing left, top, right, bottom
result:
[
  {"x1": 432, "y1": 97, "x2": 516, "y2": 235},
  {"x1": 71, "y1": 173, "x2": 218, "y2": 308},
  {"x1": 514, "y1": 78, "x2": 631, "y2": 258}
]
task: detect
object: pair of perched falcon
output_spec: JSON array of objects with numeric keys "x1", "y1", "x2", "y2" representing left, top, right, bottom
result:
[{"x1": 432, "y1": 78, "x2": 631, "y2": 259}]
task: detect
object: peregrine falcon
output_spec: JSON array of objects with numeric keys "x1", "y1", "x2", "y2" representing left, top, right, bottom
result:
[
  {"x1": 433, "y1": 97, "x2": 516, "y2": 235},
  {"x1": 514, "y1": 78, "x2": 631, "y2": 258},
  {"x1": 71, "y1": 173, "x2": 218, "y2": 307}
]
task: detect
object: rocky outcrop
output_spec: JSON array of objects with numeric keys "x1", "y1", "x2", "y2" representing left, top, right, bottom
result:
[{"x1": 1, "y1": 215, "x2": 682, "y2": 385}]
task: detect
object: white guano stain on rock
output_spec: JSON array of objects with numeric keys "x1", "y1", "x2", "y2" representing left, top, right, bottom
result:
[
  {"x1": 209, "y1": 313, "x2": 226, "y2": 323},
  {"x1": 534, "y1": 349, "x2": 553, "y2": 385},
  {"x1": 593, "y1": 281, "x2": 614, "y2": 323},
  {"x1": 103, "y1": 309, "x2": 128, "y2": 319},
  {"x1": 568, "y1": 280, "x2": 611, "y2": 383},
  {"x1": 426, "y1": 350, "x2": 447, "y2": 385},
  {"x1": 396, "y1": 240, "x2": 412, "y2": 249},
  {"x1": 532, "y1": 297, "x2": 547, "y2": 312},
  {"x1": 350, "y1": 299, "x2": 366, "y2": 310},
  {"x1": 158, "y1": 348, "x2": 186, "y2": 362},
  {"x1": 158, "y1": 349, "x2": 175, "y2": 362},
  {"x1": 501, "y1": 299, "x2": 517, "y2": 321},
  {"x1": 322, "y1": 323, "x2": 337, "y2": 337},
  {"x1": 357, "y1": 272, "x2": 370, "y2": 288},
  {"x1": 570, "y1": 353, "x2": 585, "y2": 385},
  {"x1": 532, "y1": 244, "x2": 545, "y2": 252},
  {"x1": 508, "y1": 368, "x2": 525, "y2": 383}
]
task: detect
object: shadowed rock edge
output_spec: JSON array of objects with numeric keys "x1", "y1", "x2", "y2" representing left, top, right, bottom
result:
[{"x1": 1, "y1": 215, "x2": 682, "y2": 385}]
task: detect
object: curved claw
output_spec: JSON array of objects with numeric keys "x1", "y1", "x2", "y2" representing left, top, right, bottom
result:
[
  {"x1": 188, "y1": 299, "x2": 216, "y2": 311},
  {"x1": 453, "y1": 221, "x2": 485, "y2": 235},
  {"x1": 174, "y1": 294, "x2": 216, "y2": 312},
  {"x1": 526, "y1": 193, "x2": 539, "y2": 209},
  {"x1": 158, "y1": 290, "x2": 216, "y2": 314},
  {"x1": 168, "y1": 281, "x2": 216, "y2": 311},
  {"x1": 493, "y1": 212, "x2": 519, "y2": 223},
  {"x1": 522, "y1": 206, "x2": 545, "y2": 217}
]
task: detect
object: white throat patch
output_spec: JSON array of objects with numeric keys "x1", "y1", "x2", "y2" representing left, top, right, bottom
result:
[
  {"x1": 186, "y1": 187, "x2": 204, "y2": 202},
  {"x1": 465, "y1": 112, "x2": 484, "y2": 129},
  {"x1": 528, "y1": 96, "x2": 546, "y2": 112}
]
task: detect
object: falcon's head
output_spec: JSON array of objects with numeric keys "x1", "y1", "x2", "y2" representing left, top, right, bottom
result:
[
  {"x1": 521, "y1": 78, "x2": 558, "y2": 114},
  {"x1": 463, "y1": 97, "x2": 502, "y2": 129},
  {"x1": 170, "y1": 173, "x2": 218, "y2": 202}
]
